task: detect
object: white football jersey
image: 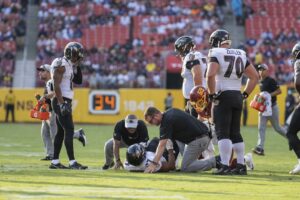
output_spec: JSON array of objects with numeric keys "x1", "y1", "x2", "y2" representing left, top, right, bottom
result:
[
  {"x1": 124, "y1": 151, "x2": 166, "y2": 172},
  {"x1": 181, "y1": 51, "x2": 207, "y2": 99},
  {"x1": 50, "y1": 57, "x2": 74, "y2": 99},
  {"x1": 208, "y1": 48, "x2": 248, "y2": 91}
]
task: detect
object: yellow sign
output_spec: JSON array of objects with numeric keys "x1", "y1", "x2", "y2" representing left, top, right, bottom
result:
[{"x1": 0, "y1": 87, "x2": 288, "y2": 125}]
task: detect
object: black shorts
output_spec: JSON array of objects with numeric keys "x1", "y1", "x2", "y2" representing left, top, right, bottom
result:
[{"x1": 213, "y1": 90, "x2": 243, "y2": 143}]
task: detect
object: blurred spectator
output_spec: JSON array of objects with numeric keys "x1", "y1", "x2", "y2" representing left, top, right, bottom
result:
[{"x1": 4, "y1": 89, "x2": 16, "y2": 123}]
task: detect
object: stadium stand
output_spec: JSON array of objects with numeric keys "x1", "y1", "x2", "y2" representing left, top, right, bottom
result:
[
  {"x1": 35, "y1": 0, "x2": 224, "y2": 88},
  {"x1": 0, "y1": 0, "x2": 28, "y2": 87},
  {"x1": 244, "y1": 0, "x2": 297, "y2": 84}
]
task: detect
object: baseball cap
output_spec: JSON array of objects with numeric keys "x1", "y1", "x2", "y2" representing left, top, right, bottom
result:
[
  {"x1": 37, "y1": 64, "x2": 51, "y2": 72},
  {"x1": 125, "y1": 114, "x2": 138, "y2": 128},
  {"x1": 257, "y1": 64, "x2": 268, "y2": 71}
]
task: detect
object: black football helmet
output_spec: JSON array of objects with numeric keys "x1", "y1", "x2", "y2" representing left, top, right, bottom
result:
[
  {"x1": 126, "y1": 143, "x2": 146, "y2": 166},
  {"x1": 209, "y1": 29, "x2": 231, "y2": 48},
  {"x1": 174, "y1": 36, "x2": 195, "y2": 57},
  {"x1": 291, "y1": 43, "x2": 300, "y2": 61},
  {"x1": 64, "y1": 42, "x2": 84, "y2": 62}
]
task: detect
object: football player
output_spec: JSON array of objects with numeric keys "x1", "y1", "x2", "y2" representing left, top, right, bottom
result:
[
  {"x1": 37, "y1": 64, "x2": 87, "y2": 161},
  {"x1": 174, "y1": 36, "x2": 207, "y2": 120},
  {"x1": 124, "y1": 138, "x2": 178, "y2": 172},
  {"x1": 206, "y1": 29, "x2": 259, "y2": 175},
  {"x1": 49, "y1": 42, "x2": 87, "y2": 169},
  {"x1": 175, "y1": 36, "x2": 215, "y2": 158},
  {"x1": 287, "y1": 43, "x2": 300, "y2": 174}
]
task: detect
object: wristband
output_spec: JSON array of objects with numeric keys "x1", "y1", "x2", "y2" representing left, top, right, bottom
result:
[{"x1": 242, "y1": 91, "x2": 249, "y2": 99}]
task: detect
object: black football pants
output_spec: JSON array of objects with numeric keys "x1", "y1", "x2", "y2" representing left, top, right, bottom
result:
[
  {"x1": 286, "y1": 105, "x2": 300, "y2": 158},
  {"x1": 52, "y1": 97, "x2": 75, "y2": 160}
]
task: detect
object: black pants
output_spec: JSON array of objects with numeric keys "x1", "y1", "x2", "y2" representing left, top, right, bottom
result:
[
  {"x1": 52, "y1": 97, "x2": 75, "y2": 160},
  {"x1": 5, "y1": 104, "x2": 15, "y2": 122},
  {"x1": 213, "y1": 91, "x2": 243, "y2": 143},
  {"x1": 286, "y1": 105, "x2": 300, "y2": 158}
]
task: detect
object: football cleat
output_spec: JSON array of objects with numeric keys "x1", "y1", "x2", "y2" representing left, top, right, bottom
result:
[
  {"x1": 102, "y1": 161, "x2": 115, "y2": 170},
  {"x1": 78, "y1": 128, "x2": 87, "y2": 147},
  {"x1": 69, "y1": 162, "x2": 88, "y2": 170},
  {"x1": 244, "y1": 153, "x2": 254, "y2": 170},
  {"x1": 252, "y1": 147, "x2": 265, "y2": 156},
  {"x1": 49, "y1": 163, "x2": 69, "y2": 169},
  {"x1": 41, "y1": 156, "x2": 53, "y2": 161},
  {"x1": 289, "y1": 163, "x2": 300, "y2": 175},
  {"x1": 212, "y1": 163, "x2": 231, "y2": 175},
  {"x1": 230, "y1": 163, "x2": 247, "y2": 175}
]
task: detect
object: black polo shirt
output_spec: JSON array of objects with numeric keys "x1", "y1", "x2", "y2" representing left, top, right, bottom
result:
[
  {"x1": 113, "y1": 120, "x2": 149, "y2": 146},
  {"x1": 259, "y1": 76, "x2": 280, "y2": 106},
  {"x1": 159, "y1": 108, "x2": 209, "y2": 144}
]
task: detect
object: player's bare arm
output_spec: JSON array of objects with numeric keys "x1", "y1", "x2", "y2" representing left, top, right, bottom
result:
[
  {"x1": 159, "y1": 149, "x2": 175, "y2": 172},
  {"x1": 243, "y1": 63, "x2": 259, "y2": 95},
  {"x1": 192, "y1": 64, "x2": 202, "y2": 86},
  {"x1": 144, "y1": 138, "x2": 167, "y2": 173},
  {"x1": 53, "y1": 66, "x2": 65, "y2": 104},
  {"x1": 206, "y1": 62, "x2": 219, "y2": 94},
  {"x1": 270, "y1": 88, "x2": 282, "y2": 97},
  {"x1": 113, "y1": 139, "x2": 123, "y2": 169}
]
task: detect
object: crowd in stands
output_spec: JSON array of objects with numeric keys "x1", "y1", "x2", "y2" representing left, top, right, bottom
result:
[
  {"x1": 0, "y1": 0, "x2": 28, "y2": 87},
  {"x1": 244, "y1": 0, "x2": 297, "y2": 85},
  {"x1": 36, "y1": 0, "x2": 225, "y2": 88}
]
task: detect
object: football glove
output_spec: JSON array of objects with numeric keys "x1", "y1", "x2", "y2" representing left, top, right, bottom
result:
[{"x1": 59, "y1": 102, "x2": 72, "y2": 116}]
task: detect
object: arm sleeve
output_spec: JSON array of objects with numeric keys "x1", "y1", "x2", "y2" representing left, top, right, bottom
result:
[{"x1": 72, "y1": 66, "x2": 82, "y2": 84}]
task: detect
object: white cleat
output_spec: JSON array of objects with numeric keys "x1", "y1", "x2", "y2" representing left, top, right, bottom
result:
[
  {"x1": 289, "y1": 164, "x2": 300, "y2": 174},
  {"x1": 244, "y1": 153, "x2": 254, "y2": 170}
]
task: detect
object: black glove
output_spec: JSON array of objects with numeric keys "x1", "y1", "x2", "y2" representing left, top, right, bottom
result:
[{"x1": 59, "y1": 102, "x2": 72, "y2": 116}]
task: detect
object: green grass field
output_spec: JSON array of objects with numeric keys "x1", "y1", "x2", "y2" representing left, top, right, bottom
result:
[{"x1": 0, "y1": 123, "x2": 300, "y2": 200}]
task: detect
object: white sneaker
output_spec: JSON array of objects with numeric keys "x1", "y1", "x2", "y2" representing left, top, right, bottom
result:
[
  {"x1": 244, "y1": 153, "x2": 254, "y2": 170},
  {"x1": 289, "y1": 163, "x2": 300, "y2": 174}
]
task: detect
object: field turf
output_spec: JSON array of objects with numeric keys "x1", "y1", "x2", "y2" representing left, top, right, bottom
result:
[{"x1": 0, "y1": 123, "x2": 300, "y2": 200}]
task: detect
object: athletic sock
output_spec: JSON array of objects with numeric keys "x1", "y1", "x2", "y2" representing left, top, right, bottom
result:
[
  {"x1": 51, "y1": 159, "x2": 60, "y2": 165},
  {"x1": 218, "y1": 139, "x2": 232, "y2": 166},
  {"x1": 69, "y1": 160, "x2": 76, "y2": 165},
  {"x1": 233, "y1": 142, "x2": 245, "y2": 165}
]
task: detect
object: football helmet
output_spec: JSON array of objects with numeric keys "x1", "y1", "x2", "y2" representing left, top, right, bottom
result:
[
  {"x1": 189, "y1": 85, "x2": 212, "y2": 118},
  {"x1": 209, "y1": 29, "x2": 231, "y2": 48},
  {"x1": 174, "y1": 36, "x2": 195, "y2": 57},
  {"x1": 291, "y1": 43, "x2": 300, "y2": 61},
  {"x1": 64, "y1": 42, "x2": 84, "y2": 62},
  {"x1": 126, "y1": 143, "x2": 146, "y2": 166}
]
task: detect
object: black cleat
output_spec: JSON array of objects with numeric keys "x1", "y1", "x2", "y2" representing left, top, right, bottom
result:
[
  {"x1": 215, "y1": 155, "x2": 222, "y2": 169},
  {"x1": 49, "y1": 163, "x2": 69, "y2": 169},
  {"x1": 252, "y1": 147, "x2": 265, "y2": 156},
  {"x1": 230, "y1": 163, "x2": 247, "y2": 175},
  {"x1": 41, "y1": 156, "x2": 53, "y2": 161},
  {"x1": 78, "y1": 128, "x2": 87, "y2": 147},
  {"x1": 102, "y1": 161, "x2": 115, "y2": 170},
  {"x1": 212, "y1": 164, "x2": 231, "y2": 175},
  {"x1": 69, "y1": 162, "x2": 88, "y2": 170}
]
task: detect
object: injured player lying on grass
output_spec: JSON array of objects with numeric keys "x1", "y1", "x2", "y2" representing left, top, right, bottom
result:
[{"x1": 124, "y1": 137, "x2": 254, "y2": 173}]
